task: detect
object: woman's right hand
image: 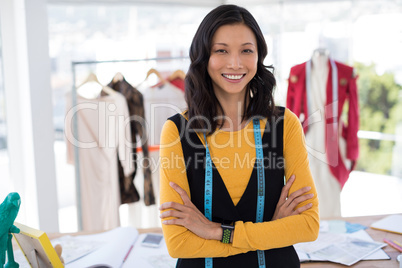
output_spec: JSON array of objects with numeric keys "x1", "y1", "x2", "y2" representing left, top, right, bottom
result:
[{"x1": 272, "y1": 175, "x2": 314, "y2": 220}]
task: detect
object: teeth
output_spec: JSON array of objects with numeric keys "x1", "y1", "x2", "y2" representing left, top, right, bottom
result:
[{"x1": 223, "y1": 74, "x2": 243, "y2": 80}]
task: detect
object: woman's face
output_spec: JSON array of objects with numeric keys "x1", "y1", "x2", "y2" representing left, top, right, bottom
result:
[{"x1": 208, "y1": 23, "x2": 258, "y2": 100}]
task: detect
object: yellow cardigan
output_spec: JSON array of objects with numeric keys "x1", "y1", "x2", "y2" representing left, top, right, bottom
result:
[{"x1": 159, "y1": 108, "x2": 319, "y2": 258}]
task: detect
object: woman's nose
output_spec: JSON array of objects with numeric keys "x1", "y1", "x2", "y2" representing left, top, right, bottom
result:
[{"x1": 227, "y1": 54, "x2": 243, "y2": 70}]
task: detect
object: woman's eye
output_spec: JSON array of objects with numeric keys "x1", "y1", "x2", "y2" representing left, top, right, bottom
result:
[
  {"x1": 215, "y1": 49, "x2": 227, "y2": 53},
  {"x1": 243, "y1": 49, "x2": 254, "y2": 53}
]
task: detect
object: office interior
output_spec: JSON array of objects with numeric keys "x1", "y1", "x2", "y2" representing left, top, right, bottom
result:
[{"x1": 0, "y1": 0, "x2": 401, "y2": 234}]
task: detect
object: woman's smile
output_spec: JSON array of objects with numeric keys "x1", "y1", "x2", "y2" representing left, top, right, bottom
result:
[
  {"x1": 221, "y1": 73, "x2": 246, "y2": 82},
  {"x1": 208, "y1": 23, "x2": 258, "y2": 99}
]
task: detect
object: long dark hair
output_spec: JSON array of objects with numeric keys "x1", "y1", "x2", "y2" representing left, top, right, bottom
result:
[{"x1": 185, "y1": 4, "x2": 277, "y2": 134}]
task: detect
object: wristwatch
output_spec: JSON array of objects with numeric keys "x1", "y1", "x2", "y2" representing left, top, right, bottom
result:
[{"x1": 221, "y1": 224, "x2": 234, "y2": 244}]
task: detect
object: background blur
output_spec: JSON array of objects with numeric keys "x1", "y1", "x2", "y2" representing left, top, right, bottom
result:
[{"x1": 0, "y1": 0, "x2": 401, "y2": 233}]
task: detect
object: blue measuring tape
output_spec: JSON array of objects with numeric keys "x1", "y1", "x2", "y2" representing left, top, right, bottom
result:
[
  {"x1": 253, "y1": 118, "x2": 266, "y2": 268},
  {"x1": 203, "y1": 118, "x2": 266, "y2": 268},
  {"x1": 204, "y1": 133, "x2": 213, "y2": 268}
]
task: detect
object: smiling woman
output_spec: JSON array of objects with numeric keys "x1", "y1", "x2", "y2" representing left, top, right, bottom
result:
[
  {"x1": 184, "y1": 4, "x2": 277, "y2": 134},
  {"x1": 159, "y1": 4, "x2": 319, "y2": 268},
  {"x1": 208, "y1": 23, "x2": 258, "y2": 126}
]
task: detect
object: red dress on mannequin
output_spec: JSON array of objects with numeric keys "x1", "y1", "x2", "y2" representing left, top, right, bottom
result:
[{"x1": 286, "y1": 53, "x2": 359, "y2": 217}]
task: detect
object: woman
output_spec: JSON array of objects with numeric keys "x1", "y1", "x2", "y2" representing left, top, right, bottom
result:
[{"x1": 159, "y1": 4, "x2": 319, "y2": 267}]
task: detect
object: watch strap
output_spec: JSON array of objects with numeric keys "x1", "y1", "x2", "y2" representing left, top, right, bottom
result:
[{"x1": 221, "y1": 224, "x2": 234, "y2": 244}]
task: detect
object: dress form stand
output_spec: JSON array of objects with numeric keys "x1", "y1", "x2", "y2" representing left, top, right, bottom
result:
[{"x1": 305, "y1": 51, "x2": 343, "y2": 218}]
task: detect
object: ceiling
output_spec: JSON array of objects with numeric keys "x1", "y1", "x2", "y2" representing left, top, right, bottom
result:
[{"x1": 46, "y1": 0, "x2": 354, "y2": 6}]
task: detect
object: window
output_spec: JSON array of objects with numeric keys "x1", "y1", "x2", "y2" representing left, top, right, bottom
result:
[
  {"x1": 48, "y1": 3, "x2": 402, "y2": 230},
  {"x1": 48, "y1": 4, "x2": 210, "y2": 232},
  {"x1": 0, "y1": 20, "x2": 12, "y2": 199}
]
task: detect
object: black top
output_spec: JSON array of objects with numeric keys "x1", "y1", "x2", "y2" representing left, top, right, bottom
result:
[{"x1": 168, "y1": 107, "x2": 300, "y2": 268}]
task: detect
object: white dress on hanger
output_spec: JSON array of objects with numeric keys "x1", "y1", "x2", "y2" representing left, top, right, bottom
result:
[
  {"x1": 65, "y1": 89, "x2": 134, "y2": 231},
  {"x1": 141, "y1": 82, "x2": 187, "y2": 146}
]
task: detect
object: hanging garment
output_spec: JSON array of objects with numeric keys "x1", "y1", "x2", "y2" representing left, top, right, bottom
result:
[
  {"x1": 141, "y1": 82, "x2": 187, "y2": 146},
  {"x1": 286, "y1": 57, "x2": 359, "y2": 217},
  {"x1": 168, "y1": 77, "x2": 185, "y2": 92},
  {"x1": 65, "y1": 90, "x2": 134, "y2": 231},
  {"x1": 108, "y1": 77, "x2": 155, "y2": 206},
  {"x1": 141, "y1": 82, "x2": 187, "y2": 197},
  {"x1": 126, "y1": 82, "x2": 187, "y2": 228}
]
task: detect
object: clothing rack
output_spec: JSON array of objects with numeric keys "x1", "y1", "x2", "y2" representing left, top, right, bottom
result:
[{"x1": 71, "y1": 56, "x2": 189, "y2": 231}]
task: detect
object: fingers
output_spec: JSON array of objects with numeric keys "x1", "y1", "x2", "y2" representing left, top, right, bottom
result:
[
  {"x1": 158, "y1": 202, "x2": 189, "y2": 225},
  {"x1": 54, "y1": 244, "x2": 62, "y2": 256},
  {"x1": 291, "y1": 203, "x2": 313, "y2": 215},
  {"x1": 54, "y1": 244, "x2": 64, "y2": 264},
  {"x1": 286, "y1": 175, "x2": 296, "y2": 186},
  {"x1": 169, "y1": 181, "x2": 191, "y2": 205},
  {"x1": 281, "y1": 174, "x2": 314, "y2": 213},
  {"x1": 280, "y1": 175, "x2": 295, "y2": 201},
  {"x1": 289, "y1": 193, "x2": 314, "y2": 208},
  {"x1": 286, "y1": 191, "x2": 314, "y2": 216},
  {"x1": 162, "y1": 218, "x2": 186, "y2": 226},
  {"x1": 287, "y1": 185, "x2": 311, "y2": 203},
  {"x1": 162, "y1": 218, "x2": 191, "y2": 226},
  {"x1": 159, "y1": 201, "x2": 185, "y2": 211},
  {"x1": 160, "y1": 209, "x2": 186, "y2": 220},
  {"x1": 159, "y1": 200, "x2": 206, "y2": 219}
]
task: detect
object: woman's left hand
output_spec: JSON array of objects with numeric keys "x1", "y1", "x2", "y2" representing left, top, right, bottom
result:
[
  {"x1": 272, "y1": 175, "x2": 314, "y2": 221},
  {"x1": 159, "y1": 182, "x2": 222, "y2": 240}
]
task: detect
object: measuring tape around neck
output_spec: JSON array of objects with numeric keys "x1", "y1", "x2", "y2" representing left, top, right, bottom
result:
[
  {"x1": 203, "y1": 118, "x2": 266, "y2": 268},
  {"x1": 204, "y1": 133, "x2": 213, "y2": 268},
  {"x1": 253, "y1": 118, "x2": 266, "y2": 268}
]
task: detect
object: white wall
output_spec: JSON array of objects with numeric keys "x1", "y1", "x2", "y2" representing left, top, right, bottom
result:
[{"x1": 0, "y1": 0, "x2": 59, "y2": 232}]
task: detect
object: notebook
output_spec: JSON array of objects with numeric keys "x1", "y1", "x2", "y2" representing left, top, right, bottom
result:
[{"x1": 370, "y1": 214, "x2": 402, "y2": 234}]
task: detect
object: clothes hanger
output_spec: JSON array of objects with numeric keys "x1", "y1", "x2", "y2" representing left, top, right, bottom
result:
[
  {"x1": 168, "y1": 69, "x2": 186, "y2": 81},
  {"x1": 112, "y1": 72, "x2": 124, "y2": 83},
  {"x1": 77, "y1": 72, "x2": 115, "y2": 98},
  {"x1": 146, "y1": 68, "x2": 167, "y2": 84},
  {"x1": 136, "y1": 68, "x2": 167, "y2": 88},
  {"x1": 77, "y1": 72, "x2": 101, "y2": 87}
]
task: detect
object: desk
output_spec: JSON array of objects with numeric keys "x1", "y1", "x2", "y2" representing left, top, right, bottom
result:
[
  {"x1": 301, "y1": 214, "x2": 401, "y2": 267},
  {"x1": 40, "y1": 214, "x2": 402, "y2": 267}
]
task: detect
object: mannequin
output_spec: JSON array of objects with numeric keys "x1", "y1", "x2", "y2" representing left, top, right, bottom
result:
[
  {"x1": 306, "y1": 50, "x2": 342, "y2": 217},
  {"x1": 287, "y1": 49, "x2": 359, "y2": 218}
]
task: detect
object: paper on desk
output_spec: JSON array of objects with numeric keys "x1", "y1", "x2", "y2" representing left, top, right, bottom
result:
[
  {"x1": 295, "y1": 230, "x2": 388, "y2": 265},
  {"x1": 348, "y1": 230, "x2": 389, "y2": 260},
  {"x1": 295, "y1": 232, "x2": 347, "y2": 255},
  {"x1": 123, "y1": 233, "x2": 177, "y2": 268},
  {"x1": 66, "y1": 226, "x2": 138, "y2": 268},
  {"x1": 312, "y1": 237, "x2": 385, "y2": 266},
  {"x1": 51, "y1": 235, "x2": 105, "y2": 264},
  {"x1": 371, "y1": 214, "x2": 402, "y2": 234}
]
